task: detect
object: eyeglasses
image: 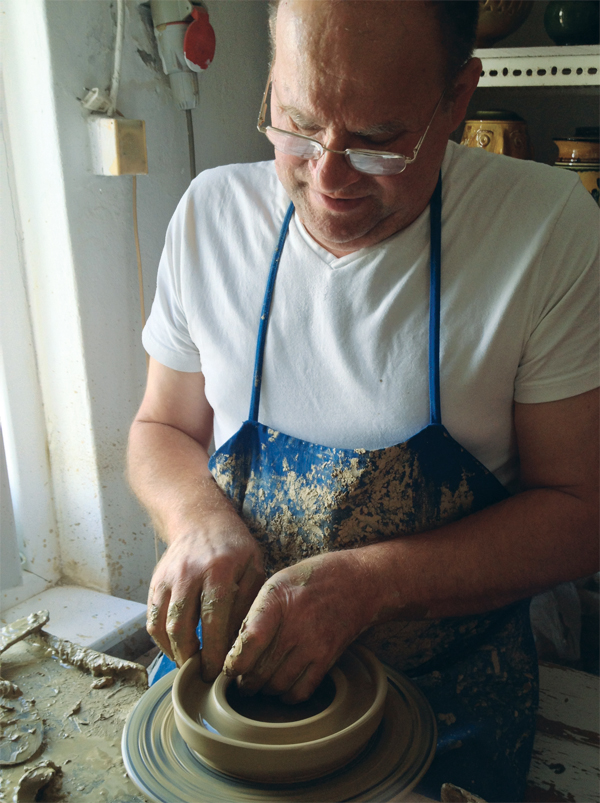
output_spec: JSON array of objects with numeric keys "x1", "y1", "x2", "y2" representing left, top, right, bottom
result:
[{"x1": 257, "y1": 67, "x2": 445, "y2": 177}]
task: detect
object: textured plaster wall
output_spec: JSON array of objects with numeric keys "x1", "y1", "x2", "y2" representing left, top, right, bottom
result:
[{"x1": 3, "y1": 0, "x2": 272, "y2": 603}]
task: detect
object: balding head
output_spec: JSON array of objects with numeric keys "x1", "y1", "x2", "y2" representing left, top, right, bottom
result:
[
  {"x1": 268, "y1": 0, "x2": 479, "y2": 84},
  {"x1": 273, "y1": 0, "x2": 450, "y2": 113},
  {"x1": 264, "y1": 0, "x2": 481, "y2": 255}
]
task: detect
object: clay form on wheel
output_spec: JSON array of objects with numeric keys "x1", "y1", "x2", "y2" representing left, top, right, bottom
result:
[
  {"x1": 172, "y1": 644, "x2": 387, "y2": 783},
  {"x1": 122, "y1": 658, "x2": 436, "y2": 803}
]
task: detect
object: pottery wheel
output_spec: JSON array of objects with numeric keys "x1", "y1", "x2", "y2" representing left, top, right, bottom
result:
[{"x1": 122, "y1": 665, "x2": 436, "y2": 803}]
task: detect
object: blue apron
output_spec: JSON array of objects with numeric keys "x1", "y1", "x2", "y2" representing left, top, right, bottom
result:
[
  {"x1": 151, "y1": 177, "x2": 539, "y2": 801},
  {"x1": 208, "y1": 177, "x2": 538, "y2": 802}
]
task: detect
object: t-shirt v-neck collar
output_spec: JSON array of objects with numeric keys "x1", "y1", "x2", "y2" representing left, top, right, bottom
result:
[
  {"x1": 292, "y1": 214, "x2": 371, "y2": 269},
  {"x1": 289, "y1": 143, "x2": 455, "y2": 270},
  {"x1": 291, "y1": 203, "x2": 431, "y2": 271}
]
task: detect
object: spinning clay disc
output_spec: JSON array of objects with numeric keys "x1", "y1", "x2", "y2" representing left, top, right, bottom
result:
[
  {"x1": 122, "y1": 660, "x2": 436, "y2": 803},
  {"x1": 172, "y1": 645, "x2": 388, "y2": 782}
]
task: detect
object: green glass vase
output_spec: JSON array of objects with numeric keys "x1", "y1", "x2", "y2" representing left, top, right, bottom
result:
[{"x1": 544, "y1": 1, "x2": 600, "y2": 46}]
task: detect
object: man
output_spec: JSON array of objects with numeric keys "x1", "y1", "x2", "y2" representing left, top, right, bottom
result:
[{"x1": 128, "y1": 1, "x2": 598, "y2": 799}]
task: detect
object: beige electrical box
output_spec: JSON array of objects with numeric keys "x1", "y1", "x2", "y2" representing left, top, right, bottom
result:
[{"x1": 88, "y1": 117, "x2": 148, "y2": 176}]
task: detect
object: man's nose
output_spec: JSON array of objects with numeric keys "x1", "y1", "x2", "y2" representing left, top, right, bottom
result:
[{"x1": 310, "y1": 143, "x2": 362, "y2": 193}]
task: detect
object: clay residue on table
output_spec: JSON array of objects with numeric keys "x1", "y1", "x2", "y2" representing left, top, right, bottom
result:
[
  {"x1": 0, "y1": 610, "x2": 49, "y2": 653},
  {"x1": 13, "y1": 760, "x2": 63, "y2": 802},
  {"x1": 441, "y1": 782, "x2": 488, "y2": 803},
  {"x1": 0, "y1": 684, "x2": 43, "y2": 766},
  {"x1": 0, "y1": 638, "x2": 150, "y2": 802},
  {"x1": 25, "y1": 629, "x2": 148, "y2": 688}
]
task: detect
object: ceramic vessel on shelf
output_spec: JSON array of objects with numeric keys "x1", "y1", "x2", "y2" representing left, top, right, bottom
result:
[
  {"x1": 461, "y1": 110, "x2": 533, "y2": 160},
  {"x1": 172, "y1": 643, "x2": 388, "y2": 784},
  {"x1": 476, "y1": 0, "x2": 534, "y2": 48},
  {"x1": 544, "y1": 1, "x2": 600, "y2": 46},
  {"x1": 553, "y1": 129, "x2": 600, "y2": 204}
]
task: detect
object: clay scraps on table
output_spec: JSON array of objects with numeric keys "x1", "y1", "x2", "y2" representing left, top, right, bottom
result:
[
  {"x1": 12, "y1": 760, "x2": 63, "y2": 802},
  {"x1": 0, "y1": 680, "x2": 43, "y2": 766},
  {"x1": 441, "y1": 782, "x2": 488, "y2": 803},
  {"x1": 25, "y1": 628, "x2": 148, "y2": 689},
  {"x1": 0, "y1": 610, "x2": 50, "y2": 654}
]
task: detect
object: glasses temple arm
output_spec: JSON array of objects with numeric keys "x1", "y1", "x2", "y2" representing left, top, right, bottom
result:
[
  {"x1": 257, "y1": 64, "x2": 274, "y2": 131},
  {"x1": 405, "y1": 89, "x2": 447, "y2": 164}
]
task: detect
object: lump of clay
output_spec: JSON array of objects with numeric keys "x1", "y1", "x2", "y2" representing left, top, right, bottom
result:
[
  {"x1": 14, "y1": 760, "x2": 62, "y2": 802},
  {"x1": 0, "y1": 686, "x2": 43, "y2": 766},
  {"x1": 0, "y1": 611, "x2": 49, "y2": 655}
]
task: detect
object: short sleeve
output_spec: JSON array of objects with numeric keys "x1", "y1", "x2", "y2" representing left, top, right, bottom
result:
[
  {"x1": 514, "y1": 182, "x2": 599, "y2": 404},
  {"x1": 142, "y1": 191, "x2": 202, "y2": 373}
]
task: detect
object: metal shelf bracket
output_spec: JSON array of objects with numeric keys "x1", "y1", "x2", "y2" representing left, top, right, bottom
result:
[{"x1": 476, "y1": 45, "x2": 600, "y2": 88}]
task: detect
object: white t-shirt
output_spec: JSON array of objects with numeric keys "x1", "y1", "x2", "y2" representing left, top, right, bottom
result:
[{"x1": 143, "y1": 141, "x2": 599, "y2": 492}]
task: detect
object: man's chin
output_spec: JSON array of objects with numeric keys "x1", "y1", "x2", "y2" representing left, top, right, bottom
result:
[{"x1": 294, "y1": 199, "x2": 383, "y2": 254}]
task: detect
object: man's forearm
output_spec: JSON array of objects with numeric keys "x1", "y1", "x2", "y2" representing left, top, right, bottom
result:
[
  {"x1": 127, "y1": 417, "x2": 265, "y2": 672},
  {"x1": 358, "y1": 485, "x2": 598, "y2": 624},
  {"x1": 127, "y1": 419, "x2": 231, "y2": 544}
]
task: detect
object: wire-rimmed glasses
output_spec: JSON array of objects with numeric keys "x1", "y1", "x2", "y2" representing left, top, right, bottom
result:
[{"x1": 257, "y1": 68, "x2": 445, "y2": 177}]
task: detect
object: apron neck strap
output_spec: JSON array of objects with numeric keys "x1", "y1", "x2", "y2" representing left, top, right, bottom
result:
[
  {"x1": 248, "y1": 202, "x2": 295, "y2": 423},
  {"x1": 428, "y1": 173, "x2": 442, "y2": 426},
  {"x1": 249, "y1": 174, "x2": 443, "y2": 427}
]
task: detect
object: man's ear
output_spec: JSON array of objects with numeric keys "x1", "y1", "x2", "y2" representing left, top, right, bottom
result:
[{"x1": 447, "y1": 57, "x2": 482, "y2": 132}]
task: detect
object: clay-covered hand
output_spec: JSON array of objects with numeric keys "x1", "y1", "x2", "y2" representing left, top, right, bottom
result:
[
  {"x1": 222, "y1": 550, "x2": 379, "y2": 703},
  {"x1": 146, "y1": 512, "x2": 265, "y2": 681}
]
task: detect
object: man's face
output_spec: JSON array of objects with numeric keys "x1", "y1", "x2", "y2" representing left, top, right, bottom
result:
[{"x1": 271, "y1": 0, "x2": 478, "y2": 256}]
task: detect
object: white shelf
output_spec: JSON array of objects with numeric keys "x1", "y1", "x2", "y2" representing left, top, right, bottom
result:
[
  {"x1": 1, "y1": 584, "x2": 147, "y2": 653},
  {"x1": 476, "y1": 45, "x2": 600, "y2": 87}
]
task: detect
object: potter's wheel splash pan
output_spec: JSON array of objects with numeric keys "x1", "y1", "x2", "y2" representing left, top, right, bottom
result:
[{"x1": 122, "y1": 664, "x2": 437, "y2": 803}]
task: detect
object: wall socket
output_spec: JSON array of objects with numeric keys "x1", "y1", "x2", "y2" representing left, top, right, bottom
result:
[{"x1": 88, "y1": 117, "x2": 148, "y2": 176}]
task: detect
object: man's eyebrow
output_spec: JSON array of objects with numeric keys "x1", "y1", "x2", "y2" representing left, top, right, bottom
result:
[
  {"x1": 277, "y1": 103, "x2": 321, "y2": 129},
  {"x1": 351, "y1": 121, "x2": 407, "y2": 138},
  {"x1": 276, "y1": 101, "x2": 407, "y2": 138}
]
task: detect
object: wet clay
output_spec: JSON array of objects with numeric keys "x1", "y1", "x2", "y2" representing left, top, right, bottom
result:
[
  {"x1": 167, "y1": 599, "x2": 187, "y2": 622},
  {"x1": 0, "y1": 610, "x2": 49, "y2": 653},
  {"x1": 0, "y1": 684, "x2": 43, "y2": 766},
  {"x1": 171, "y1": 646, "x2": 388, "y2": 783},
  {"x1": 441, "y1": 783, "x2": 488, "y2": 803},
  {"x1": 123, "y1": 660, "x2": 437, "y2": 803},
  {"x1": 147, "y1": 604, "x2": 160, "y2": 627},
  {"x1": 201, "y1": 584, "x2": 238, "y2": 619},
  {"x1": 25, "y1": 628, "x2": 148, "y2": 688},
  {"x1": 225, "y1": 673, "x2": 335, "y2": 723},
  {"x1": 0, "y1": 638, "x2": 150, "y2": 802},
  {"x1": 13, "y1": 760, "x2": 62, "y2": 802}
]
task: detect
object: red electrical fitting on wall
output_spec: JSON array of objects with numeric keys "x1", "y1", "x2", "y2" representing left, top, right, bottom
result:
[{"x1": 183, "y1": 6, "x2": 216, "y2": 72}]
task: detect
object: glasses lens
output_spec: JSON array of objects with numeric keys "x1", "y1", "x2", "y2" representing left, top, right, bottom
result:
[
  {"x1": 265, "y1": 128, "x2": 321, "y2": 160},
  {"x1": 347, "y1": 152, "x2": 407, "y2": 176}
]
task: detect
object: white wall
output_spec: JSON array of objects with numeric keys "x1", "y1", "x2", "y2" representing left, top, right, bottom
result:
[{"x1": 2, "y1": 0, "x2": 272, "y2": 603}]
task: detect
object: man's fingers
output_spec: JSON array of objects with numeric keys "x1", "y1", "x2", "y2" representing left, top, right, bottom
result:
[
  {"x1": 279, "y1": 662, "x2": 325, "y2": 704},
  {"x1": 165, "y1": 591, "x2": 201, "y2": 667},
  {"x1": 227, "y1": 559, "x2": 265, "y2": 645},
  {"x1": 200, "y1": 581, "x2": 238, "y2": 682},
  {"x1": 223, "y1": 583, "x2": 282, "y2": 678},
  {"x1": 234, "y1": 637, "x2": 291, "y2": 696},
  {"x1": 146, "y1": 584, "x2": 174, "y2": 661}
]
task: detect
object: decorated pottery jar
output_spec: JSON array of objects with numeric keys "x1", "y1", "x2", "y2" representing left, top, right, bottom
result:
[
  {"x1": 544, "y1": 1, "x2": 600, "y2": 46},
  {"x1": 553, "y1": 129, "x2": 600, "y2": 205},
  {"x1": 461, "y1": 110, "x2": 533, "y2": 160},
  {"x1": 476, "y1": 0, "x2": 534, "y2": 48}
]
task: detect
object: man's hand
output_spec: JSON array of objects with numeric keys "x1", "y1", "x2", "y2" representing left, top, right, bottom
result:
[
  {"x1": 222, "y1": 550, "x2": 378, "y2": 703},
  {"x1": 146, "y1": 500, "x2": 265, "y2": 680},
  {"x1": 128, "y1": 361, "x2": 266, "y2": 681}
]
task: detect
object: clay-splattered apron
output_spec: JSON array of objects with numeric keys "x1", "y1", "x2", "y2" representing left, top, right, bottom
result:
[{"x1": 208, "y1": 178, "x2": 538, "y2": 802}]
